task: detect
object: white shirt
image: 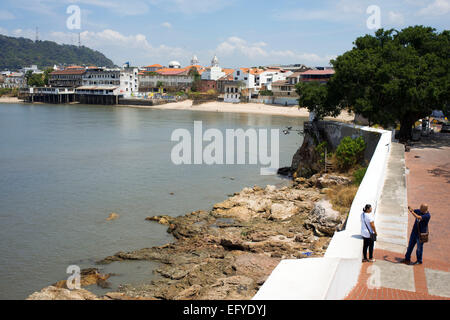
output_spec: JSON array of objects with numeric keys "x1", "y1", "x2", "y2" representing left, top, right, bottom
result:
[{"x1": 361, "y1": 212, "x2": 375, "y2": 238}]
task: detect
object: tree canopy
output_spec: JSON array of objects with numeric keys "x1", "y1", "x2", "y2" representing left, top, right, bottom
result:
[{"x1": 296, "y1": 26, "x2": 450, "y2": 140}]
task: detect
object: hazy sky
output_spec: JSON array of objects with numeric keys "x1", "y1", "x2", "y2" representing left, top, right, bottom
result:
[{"x1": 0, "y1": 0, "x2": 449, "y2": 68}]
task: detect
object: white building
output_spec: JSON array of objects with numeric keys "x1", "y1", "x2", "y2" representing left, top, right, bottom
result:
[
  {"x1": 82, "y1": 67, "x2": 120, "y2": 87},
  {"x1": 201, "y1": 55, "x2": 226, "y2": 81},
  {"x1": 120, "y1": 67, "x2": 139, "y2": 97},
  {"x1": 223, "y1": 83, "x2": 241, "y2": 103}
]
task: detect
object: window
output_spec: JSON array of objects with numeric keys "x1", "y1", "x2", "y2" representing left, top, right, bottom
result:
[{"x1": 237, "y1": 71, "x2": 240, "y2": 76}]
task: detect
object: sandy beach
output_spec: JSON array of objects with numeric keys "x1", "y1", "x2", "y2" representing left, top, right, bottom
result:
[
  {"x1": 122, "y1": 99, "x2": 355, "y2": 122},
  {"x1": 0, "y1": 96, "x2": 24, "y2": 104},
  {"x1": 0, "y1": 96, "x2": 354, "y2": 122}
]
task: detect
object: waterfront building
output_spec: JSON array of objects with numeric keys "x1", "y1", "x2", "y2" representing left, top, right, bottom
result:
[
  {"x1": 82, "y1": 67, "x2": 120, "y2": 87},
  {"x1": 138, "y1": 67, "x2": 194, "y2": 93},
  {"x1": 223, "y1": 83, "x2": 241, "y2": 103},
  {"x1": 120, "y1": 66, "x2": 139, "y2": 97},
  {"x1": 271, "y1": 72, "x2": 303, "y2": 106},
  {"x1": 49, "y1": 67, "x2": 86, "y2": 88}
]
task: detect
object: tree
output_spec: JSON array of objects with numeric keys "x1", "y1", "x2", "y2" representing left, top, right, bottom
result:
[
  {"x1": 26, "y1": 71, "x2": 45, "y2": 87},
  {"x1": 188, "y1": 67, "x2": 201, "y2": 92},
  {"x1": 298, "y1": 26, "x2": 450, "y2": 141},
  {"x1": 296, "y1": 81, "x2": 342, "y2": 118}
]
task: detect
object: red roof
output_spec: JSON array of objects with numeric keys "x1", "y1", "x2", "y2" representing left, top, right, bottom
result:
[
  {"x1": 300, "y1": 69, "x2": 335, "y2": 75},
  {"x1": 51, "y1": 69, "x2": 86, "y2": 75},
  {"x1": 144, "y1": 64, "x2": 163, "y2": 68}
]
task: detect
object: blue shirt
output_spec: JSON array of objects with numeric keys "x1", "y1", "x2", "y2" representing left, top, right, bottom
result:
[{"x1": 413, "y1": 209, "x2": 430, "y2": 234}]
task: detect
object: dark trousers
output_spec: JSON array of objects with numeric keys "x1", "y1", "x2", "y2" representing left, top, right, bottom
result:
[
  {"x1": 363, "y1": 237, "x2": 374, "y2": 260},
  {"x1": 405, "y1": 230, "x2": 424, "y2": 263}
]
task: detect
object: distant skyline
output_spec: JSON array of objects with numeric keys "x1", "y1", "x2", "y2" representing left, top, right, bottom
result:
[{"x1": 0, "y1": 0, "x2": 449, "y2": 68}]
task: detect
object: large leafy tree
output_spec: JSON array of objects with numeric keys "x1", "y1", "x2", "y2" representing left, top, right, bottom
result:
[{"x1": 297, "y1": 26, "x2": 450, "y2": 141}]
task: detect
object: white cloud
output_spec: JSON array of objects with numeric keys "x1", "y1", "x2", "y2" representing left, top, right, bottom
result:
[
  {"x1": 418, "y1": 0, "x2": 450, "y2": 16},
  {"x1": 388, "y1": 11, "x2": 405, "y2": 25},
  {"x1": 49, "y1": 29, "x2": 189, "y2": 66},
  {"x1": 216, "y1": 36, "x2": 335, "y2": 66},
  {"x1": 161, "y1": 22, "x2": 172, "y2": 29}
]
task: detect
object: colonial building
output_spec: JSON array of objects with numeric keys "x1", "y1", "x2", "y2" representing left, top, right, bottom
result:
[
  {"x1": 49, "y1": 67, "x2": 86, "y2": 87},
  {"x1": 138, "y1": 67, "x2": 194, "y2": 92},
  {"x1": 120, "y1": 67, "x2": 139, "y2": 97},
  {"x1": 201, "y1": 55, "x2": 226, "y2": 81},
  {"x1": 271, "y1": 72, "x2": 302, "y2": 106},
  {"x1": 223, "y1": 83, "x2": 241, "y2": 103},
  {"x1": 82, "y1": 67, "x2": 120, "y2": 86}
]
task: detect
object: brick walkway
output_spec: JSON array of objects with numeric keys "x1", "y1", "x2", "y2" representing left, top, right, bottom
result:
[
  {"x1": 346, "y1": 133, "x2": 450, "y2": 300},
  {"x1": 404, "y1": 134, "x2": 450, "y2": 265},
  {"x1": 345, "y1": 249, "x2": 450, "y2": 300}
]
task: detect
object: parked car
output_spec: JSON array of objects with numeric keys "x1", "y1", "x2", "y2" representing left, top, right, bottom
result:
[{"x1": 441, "y1": 122, "x2": 450, "y2": 133}]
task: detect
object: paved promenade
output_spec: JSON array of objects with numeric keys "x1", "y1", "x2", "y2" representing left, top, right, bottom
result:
[{"x1": 346, "y1": 133, "x2": 450, "y2": 300}]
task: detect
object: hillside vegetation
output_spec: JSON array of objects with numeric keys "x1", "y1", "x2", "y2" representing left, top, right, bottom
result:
[{"x1": 0, "y1": 34, "x2": 115, "y2": 70}]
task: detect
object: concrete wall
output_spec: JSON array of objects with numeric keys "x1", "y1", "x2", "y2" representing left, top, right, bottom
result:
[{"x1": 254, "y1": 123, "x2": 392, "y2": 300}]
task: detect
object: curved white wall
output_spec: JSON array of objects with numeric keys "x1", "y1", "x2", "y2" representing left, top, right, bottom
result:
[{"x1": 253, "y1": 124, "x2": 392, "y2": 300}]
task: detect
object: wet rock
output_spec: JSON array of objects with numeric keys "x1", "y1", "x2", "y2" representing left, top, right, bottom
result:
[
  {"x1": 145, "y1": 215, "x2": 172, "y2": 225},
  {"x1": 106, "y1": 212, "x2": 119, "y2": 221}
]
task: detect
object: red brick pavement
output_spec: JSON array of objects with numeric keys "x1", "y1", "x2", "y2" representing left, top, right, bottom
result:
[
  {"x1": 405, "y1": 138, "x2": 450, "y2": 265},
  {"x1": 345, "y1": 249, "x2": 450, "y2": 300},
  {"x1": 347, "y1": 134, "x2": 450, "y2": 300}
]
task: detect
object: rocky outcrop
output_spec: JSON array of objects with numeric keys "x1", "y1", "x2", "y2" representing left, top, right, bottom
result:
[
  {"x1": 291, "y1": 123, "x2": 323, "y2": 178},
  {"x1": 305, "y1": 199, "x2": 344, "y2": 236},
  {"x1": 27, "y1": 286, "x2": 100, "y2": 300},
  {"x1": 94, "y1": 181, "x2": 345, "y2": 300}
]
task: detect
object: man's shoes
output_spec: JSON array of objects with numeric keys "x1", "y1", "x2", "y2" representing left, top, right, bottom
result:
[
  {"x1": 415, "y1": 261, "x2": 423, "y2": 265},
  {"x1": 400, "y1": 259, "x2": 412, "y2": 265},
  {"x1": 362, "y1": 258, "x2": 369, "y2": 262}
]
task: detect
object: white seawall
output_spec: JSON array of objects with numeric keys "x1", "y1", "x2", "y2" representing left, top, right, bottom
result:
[{"x1": 253, "y1": 123, "x2": 392, "y2": 300}]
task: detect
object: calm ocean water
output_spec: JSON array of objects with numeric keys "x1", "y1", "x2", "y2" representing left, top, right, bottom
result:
[{"x1": 0, "y1": 103, "x2": 305, "y2": 299}]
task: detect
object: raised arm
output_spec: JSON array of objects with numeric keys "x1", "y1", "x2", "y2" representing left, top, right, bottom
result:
[{"x1": 408, "y1": 206, "x2": 422, "y2": 220}]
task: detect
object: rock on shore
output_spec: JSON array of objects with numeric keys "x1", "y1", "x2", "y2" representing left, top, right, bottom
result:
[
  {"x1": 28, "y1": 173, "x2": 350, "y2": 300},
  {"x1": 95, "y1": 179, "x2": 347, "y2": 300}
]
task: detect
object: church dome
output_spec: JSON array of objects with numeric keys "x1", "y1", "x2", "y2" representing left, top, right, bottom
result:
[
  {"x1": 168, "y1": 61, "x2": 181, "y2": 68},
  {"x1": 211, "y1": 55, "x2": 219, "y2": 67}
]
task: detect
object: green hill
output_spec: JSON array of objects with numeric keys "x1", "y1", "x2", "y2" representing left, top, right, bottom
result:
[{"x1": 0, "y1": 34, "x2": 116, "y2": 70}]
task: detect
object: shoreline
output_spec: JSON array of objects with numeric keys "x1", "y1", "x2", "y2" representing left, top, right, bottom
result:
[
  {"x1": 120, "y1": 99, "x2": 355, "y2": 122},
  {"x1": 0, "y1": 96, "x2": 24, "y2": 104},
  {"x1": 28, "y1": 175, "x2": 350, "y2": 300},
  {"x1": 0, "y1": 96, "x2": 355, "y2": 122}
]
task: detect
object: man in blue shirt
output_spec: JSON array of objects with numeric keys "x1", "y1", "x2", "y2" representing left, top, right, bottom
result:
[{"x1": 402, "y1": 204, "x2": 431, "y2": 265}]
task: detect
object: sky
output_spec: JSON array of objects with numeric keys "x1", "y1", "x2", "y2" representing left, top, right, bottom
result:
[{"x1": 0, "y1": 0, "x2": 449, "y2": 68}]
